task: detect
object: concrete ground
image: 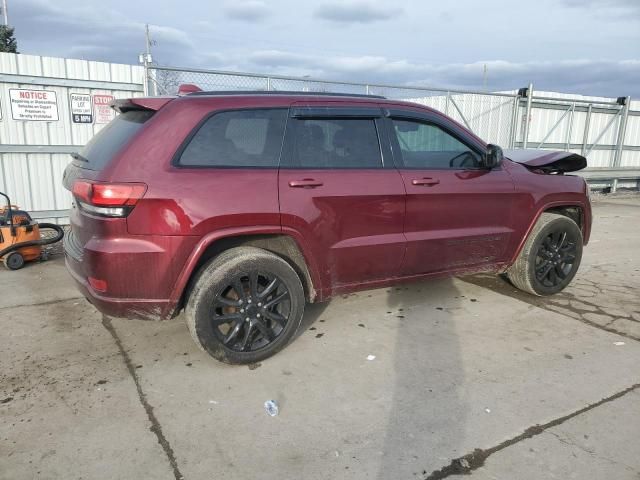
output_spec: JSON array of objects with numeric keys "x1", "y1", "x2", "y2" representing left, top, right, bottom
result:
[{"x1": 1, "y1": 195, "x2": 639, "y2": 480}]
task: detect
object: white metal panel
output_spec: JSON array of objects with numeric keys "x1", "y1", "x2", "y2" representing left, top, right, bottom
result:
[
  {"x1": 585, "y1": 150, "x2": 616, "y2": 168},
  {"x1": 131, "y1": 65, "x2": 144, "y2": 85},
  {"x1": 0, "y1": 52, "x2": 17, "y2": 73},
  {"x1": 26, "y1": 154, "x2": 56, "y2": 211},
  {"x1": 88, "y1": 60, "x2": 111, "y2": 81},
  {"x1": 16, "y1": 54, "x2": 43, "y2": 76},
  {"x1": 624, "y1": 114, "x2": 640, "y2": 147},
  {"x1": 110, "y1": 63, "x2": 132, "y2": 83},
  {"x1": 2, "y1": 153, "x2": 34, "y2": 210},
  {"x1": 587, "y1": 111, "x2": 621, "y2": 145},
  {"x1": 65, "y1": 58, "x2": 90, "y2": 80},
  {"x1": 620, "y1": 150, "x2": 640, "y2": 168},
  {"x1": 41, "y1": 56, "x2": 67, "y2": 79},
  {"x1": 51, "y1": 154, "x2": 72, "y2": 210}
]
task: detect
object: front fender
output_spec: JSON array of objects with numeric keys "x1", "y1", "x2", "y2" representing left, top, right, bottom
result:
[{"x1": 507, "y1": 196, "x2": 591, "y2": 268}]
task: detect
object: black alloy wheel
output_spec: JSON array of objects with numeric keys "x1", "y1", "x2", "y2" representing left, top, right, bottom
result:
[
  {"x1": 506, "y1": 212, "x2": 583, "y2": 296},
  {"x1": 186, "y1": 246, "x2": 305, "y2": 364},
  {"x1": 211, "y1": 272, "x2": 291, "y2": 352},
  {"x1": 534, "y1": 229, "x2": 579, "y2": 288}
]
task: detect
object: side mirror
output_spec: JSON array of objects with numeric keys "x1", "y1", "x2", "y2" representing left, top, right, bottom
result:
[{"x1": 484, "y1": 144, "x2": 504, "y2": 169}]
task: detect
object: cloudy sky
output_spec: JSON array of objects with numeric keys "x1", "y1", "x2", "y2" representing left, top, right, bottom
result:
[{"x1": 10, "y1": 0, "x2": 640, "y2": 96}]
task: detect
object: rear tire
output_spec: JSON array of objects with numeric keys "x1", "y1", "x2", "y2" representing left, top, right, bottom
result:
[
  {"x1": 506, "y1": 213, "x2": 583, "y2": 296},
  {"x1": 4, "y1": 252, "x2": 25, "y2": 270},
  {"x1": 185, "y1": 247, "x2": 305, "y2": 364}
]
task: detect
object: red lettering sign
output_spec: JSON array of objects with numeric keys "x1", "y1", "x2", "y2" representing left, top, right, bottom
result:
[{"x1": 19, "y1": 91, "x2": 47, "y2": 100}]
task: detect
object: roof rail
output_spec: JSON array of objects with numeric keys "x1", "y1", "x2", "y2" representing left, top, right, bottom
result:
[{"x1": 186, "y1": 90, "x2": 386, "y2": 99}]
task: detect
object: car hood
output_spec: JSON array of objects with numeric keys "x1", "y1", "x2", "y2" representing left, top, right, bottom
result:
[{"x1": 504, "y1": 149, "x2": 587, "y2": 173}]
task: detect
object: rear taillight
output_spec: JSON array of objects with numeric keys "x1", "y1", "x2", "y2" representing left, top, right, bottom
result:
[{"x1": 72, "y1": 180, "x2": 147, "y2": 217}]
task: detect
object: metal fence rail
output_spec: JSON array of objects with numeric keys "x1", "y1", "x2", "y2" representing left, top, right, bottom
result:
[
  {"x1": 149, "y1": 64, "x2": 639, "y2": 192},
  {"x1": 0, "y1": 52, "x2": 638, "y2": 224}
]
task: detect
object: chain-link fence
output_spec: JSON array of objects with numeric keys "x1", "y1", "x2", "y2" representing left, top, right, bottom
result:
[
  {"x1": 148, "y1": 65, "x2": 640, "y2": 191},
  {"x1": 148, "y1": 65, "x2": 522, "y2": 147}
]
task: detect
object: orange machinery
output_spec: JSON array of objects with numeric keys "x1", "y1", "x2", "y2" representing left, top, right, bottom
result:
[{"x1": 0, "y1": 192, "x2": 64, "y2": 270}]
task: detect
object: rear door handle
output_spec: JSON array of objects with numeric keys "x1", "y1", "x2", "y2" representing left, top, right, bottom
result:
[
  {"x1": 411, "y1": 177, "x2": 440, "y2": 187},
  {"x1": 288, "y1": 179, "x2": 324, "y2": 188},
  {"x1": 411, "y1": 177, "x2": 440, "y2": 186}
]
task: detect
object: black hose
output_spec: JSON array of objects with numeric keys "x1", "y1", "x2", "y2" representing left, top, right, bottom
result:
[{"x1": 0, "y1": 223, "x2": 65, "y2": 258}]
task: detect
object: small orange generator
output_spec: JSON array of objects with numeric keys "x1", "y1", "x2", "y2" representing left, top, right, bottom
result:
[{"x1": 0, "y1": 192, "x2": 64, "y2": 270}]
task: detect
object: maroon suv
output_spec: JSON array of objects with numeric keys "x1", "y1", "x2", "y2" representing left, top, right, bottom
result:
[{"x1": 63, "y1": 90, "x2": 591, "y2": 364}]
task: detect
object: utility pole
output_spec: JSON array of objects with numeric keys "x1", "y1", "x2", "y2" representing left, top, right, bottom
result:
[
  {"x1": 139, "y1": 24, "x2": 154, "y2": 96},
  {"x1": 482, "y1": 63, "x2": 488, "y2": 91},
  {"x1": 145, "y1": 23, "x2": 151, "y2": 60},
  {"x1": 2, "y1": 0, "x2": 8, "y2": 26}
]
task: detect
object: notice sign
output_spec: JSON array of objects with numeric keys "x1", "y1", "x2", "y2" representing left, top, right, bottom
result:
[
  {"x1": 9, "y1": 89, "x2": 59, "y2": 121},
  {"x1": 93, "y1": 94, "x2": 115, "y2": 124},
  {"x1": 70, "y1": 93, "x2": 93, "y2": 124}
]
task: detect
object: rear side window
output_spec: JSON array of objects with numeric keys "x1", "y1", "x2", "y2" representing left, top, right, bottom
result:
[
  {"x1": 178, "y1": 109, "x2": 287, "y2": 167},
  {"x1": 288, "y1": 118, "x2": 382, "y2": 169},
  {"x1": 76, "y1": 110, "x2": 154, "y2": 171}
]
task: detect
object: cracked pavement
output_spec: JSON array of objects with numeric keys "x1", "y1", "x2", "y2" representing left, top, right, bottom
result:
[{"x1": 1, "y1": 194, "x2": 639, "y2": 480}]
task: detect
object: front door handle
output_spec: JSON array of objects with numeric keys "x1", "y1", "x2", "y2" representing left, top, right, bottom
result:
[
  {"x1": 412, "y1": 177, "x2": 440, "y2": 186},
  {"x1": 288, "y1": 179, "x2": 324, "y2": 188}
]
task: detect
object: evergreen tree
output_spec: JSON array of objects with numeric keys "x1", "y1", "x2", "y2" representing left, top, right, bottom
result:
[{"x1": 0, "y1": 26, "x2": 18, "y2": 53}]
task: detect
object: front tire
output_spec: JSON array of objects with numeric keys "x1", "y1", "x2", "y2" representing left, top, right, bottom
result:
[
  {"x1": 506, "y1": 213, "x2": 583, "y2": 296},
  {"x1": 185, "y1": 247, "x2": 305, "y2": 364}
]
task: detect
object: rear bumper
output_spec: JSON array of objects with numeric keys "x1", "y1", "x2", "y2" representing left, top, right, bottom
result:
[
  {"x1": 65, "y1": 256, "x2": 176, "y2": 320},
  {"x1": 63, "y1": 227, "x2": 182, "y2": 320}
]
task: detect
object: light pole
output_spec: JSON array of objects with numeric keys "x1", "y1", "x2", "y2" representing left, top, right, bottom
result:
[{"x1": 2, "y1": 0, "x2": 8, "y2": 26}]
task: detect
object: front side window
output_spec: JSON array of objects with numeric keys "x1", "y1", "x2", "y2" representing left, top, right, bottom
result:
[
  {"x1": 289, "y1": 118, "x2": 382, "y2": 168},
  {"x1": 178, "y1": 109, "x2": 287, "y2": 167},
  {"x1": 392, "y1": 119, "x2": 482, "y2": 169}
]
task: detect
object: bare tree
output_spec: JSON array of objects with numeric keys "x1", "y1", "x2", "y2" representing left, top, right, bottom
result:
[{"x1": 152, "y1": 68, "x2": 181, "y2": 95}]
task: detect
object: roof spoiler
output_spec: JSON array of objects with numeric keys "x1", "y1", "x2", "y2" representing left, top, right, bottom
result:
[
  {"x1": 178, "y1": 83, "x2": 202, "y2": 95},
  {"x1": 111, "y1": 97, "x2": 173, "y2": 113}
]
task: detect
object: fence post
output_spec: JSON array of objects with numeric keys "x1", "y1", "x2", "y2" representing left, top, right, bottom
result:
[
  {"x1": 612, "y1": 96, "x2": 631, "y2": 193},
  {"x1": 580, "y1": 104, "x2": 592, "y2": 157},
  {"x1": 142, "y1": 60, "x2": 149, "y2": 96},
  {"x1": 266, "y1": 77, "x2": 271, "y2": 91},
  {"x1": 509, "y1": 93, "x2": 520, "y2": 148},
  {"x1": 565, "y1": 103, "x2": 575, "y2": 151},
  {"x1": 522, "y1": 83, "x2": 533, "y2": 149},
  {"x1": 365, "y1": 84, "x2": 370, "y2": 95},
  {"x1": 151, "y1": 67, "x2": 158, "y2": 96}
]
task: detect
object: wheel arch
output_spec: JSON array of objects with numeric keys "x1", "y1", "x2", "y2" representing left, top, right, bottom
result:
[
  {"x1": 170, "y1": 228, "x2": 320, "y2": 316},
  {"x1": 544, "y1": 205, "x2": 584, "y2": 232},
  {"x1": 507, "y1": 200, "x2": 590, "y2": 268}
]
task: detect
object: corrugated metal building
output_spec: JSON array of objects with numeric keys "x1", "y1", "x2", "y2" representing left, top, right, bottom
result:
[{"x1": 0, "y1": 53, "x2": 143, "y2": 222}]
